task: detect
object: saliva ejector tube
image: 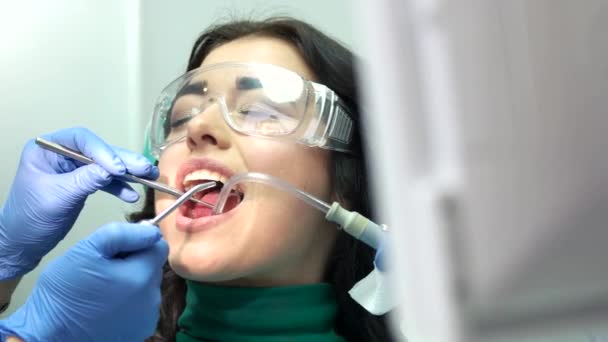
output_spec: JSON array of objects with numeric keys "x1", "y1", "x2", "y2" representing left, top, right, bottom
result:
[{"x1": 213, "y1": 172, "x2": 388, "y2": 249}]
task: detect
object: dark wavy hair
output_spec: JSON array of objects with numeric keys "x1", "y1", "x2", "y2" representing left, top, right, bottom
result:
[{"x1": 128, "y1": 17, "x2": 394, "y2": 342}]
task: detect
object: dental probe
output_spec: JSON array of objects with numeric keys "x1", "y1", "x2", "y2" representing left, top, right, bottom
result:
[
  {"x1": 35, "y1": 137, "x2": 214, "y2": 208},
  {"x1": 111, "y1": 182, "x2": 216, "y2": 259},
  {"x1": 141, "y1": 181, "x2": 218, "y2": 226}
]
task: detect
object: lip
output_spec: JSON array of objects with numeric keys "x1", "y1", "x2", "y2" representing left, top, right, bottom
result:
[
  {"x1": 175, "y1": 158, "x2": 237, "y2": 192},
  {"x1": 175, "y1": 204, "x2": 239, "y2": 233}
]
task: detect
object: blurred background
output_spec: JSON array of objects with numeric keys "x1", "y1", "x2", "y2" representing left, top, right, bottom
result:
[
  {"x1": 355, "y1": 0, "x2": 608, "y2": 341},
  {"x1": 0, "y1": 0, "x2": 355, "y2": 318}
]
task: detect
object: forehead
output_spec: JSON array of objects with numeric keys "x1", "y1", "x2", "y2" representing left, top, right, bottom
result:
[{"x1": 200, "y1": 36, "x2": 317, "y2": 81}]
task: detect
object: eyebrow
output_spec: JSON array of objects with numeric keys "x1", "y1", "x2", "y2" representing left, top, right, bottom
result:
[
  {"x1": 235, "y1": 76, "x2": 299, "y2": 112},
  {"x1": 174, "y1": 76, "x2": 261, "y2": 104},
  {"x1": 175, "y1": 81, "x2": 208, "y2": 101},
  {"x1": 236, "y1": 76, "x2": 262, "y2": 90}
]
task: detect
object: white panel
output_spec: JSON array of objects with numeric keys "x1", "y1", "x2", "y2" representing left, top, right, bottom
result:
[{"x1": 355, "y1": 0, "x2": 608, "y2": 340}]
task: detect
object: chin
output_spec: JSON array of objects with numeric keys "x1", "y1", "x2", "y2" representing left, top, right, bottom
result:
[{"x1": 168, "y1": 253, "x2": 241, "y2": 283}]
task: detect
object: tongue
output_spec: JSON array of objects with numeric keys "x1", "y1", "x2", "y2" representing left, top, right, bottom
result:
[
  {"x1": 190, "y1": 190, "x2": 241, "y2": 219},
  {"x1": 201, "y1": 190, "x2": 221, "y2": 206}
]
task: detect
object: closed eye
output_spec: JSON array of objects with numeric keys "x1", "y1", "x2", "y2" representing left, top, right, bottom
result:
[
  {"x1": 238, "y1": 102, "x2": 292, "y2": 118},
  {"x1": 170, "y1": 115, "x2": 192, "y2": 128}
]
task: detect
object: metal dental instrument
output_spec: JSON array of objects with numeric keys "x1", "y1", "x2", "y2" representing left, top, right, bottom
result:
[
  {"x1": 142, "y1": 181, "x2": 218, "y2": 226},
  {"x1": 35, "y1": 137, "x2": 214, "y2": 208}
]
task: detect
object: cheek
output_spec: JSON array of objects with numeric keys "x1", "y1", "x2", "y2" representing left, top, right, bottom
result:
[
  {"x1": 157, "y1": 157, "x2": 178, "y2": 187},
  {"x1": 237, "y1": 139, "x2": 332, "y2": 198}
]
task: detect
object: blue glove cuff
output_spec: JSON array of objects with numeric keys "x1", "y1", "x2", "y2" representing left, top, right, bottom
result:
[
  {"x1": 0, "y1": 317, "x2": 27, "y2": 342},
  {"x1": 0, "y1": 268, "x2": 28, "y2": 283},
  {"x1": 0, "y1": 327, "x2": 18, "y2": 342},
  {"x1": 0, "y1": 213, "x2": 41, "y2": 280},
  {"x1": 0, "y1": 246, "x2": 38, "y2": 281},
  {"x1": 0, "y1": 307, "x2": 45, "y2": 342}
]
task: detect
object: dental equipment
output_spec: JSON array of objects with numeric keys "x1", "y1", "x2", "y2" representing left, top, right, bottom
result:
[
  {"x1": 35, "y1": 137, "x2": 214, "y2": 208},
  {"x1": 141, "y1": 181, "x2": 218, "y2": 226},
  {"x1": 212, "y1": 172, "x2": 388, "y2": 249},
  {"x1": 112, "y1": 181, "x2": 216, "y2": 259}
]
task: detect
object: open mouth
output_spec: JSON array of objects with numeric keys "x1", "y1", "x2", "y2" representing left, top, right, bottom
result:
[
  {"x1": 179, "y1": 179, "x2": 244, "y2": 220},
  {"x1": 174, "y1": 158, "x2": 246, "y2": 227}
]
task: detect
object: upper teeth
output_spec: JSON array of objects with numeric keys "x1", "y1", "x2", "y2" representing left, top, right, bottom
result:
[{"x1": 183, "y1": 169, "x2": 229, "y2": 190}]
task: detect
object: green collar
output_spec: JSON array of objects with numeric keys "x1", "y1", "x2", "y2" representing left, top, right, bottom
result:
[{"x1": 177, "y1": 280, "x2": 345, "y2": 342}]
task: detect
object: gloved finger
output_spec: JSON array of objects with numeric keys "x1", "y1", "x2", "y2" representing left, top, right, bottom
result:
[
  {"x1": 43, "y1": 127, "x2": 126, "y2": 176},
  {"x1": 126, "y1": 239, "x2": 169, "y2": 273},
  {"x1": 111, "y1": 145, "x2": 159, "y2": 180},
  {"x1": 101, "y1": 179, "x2": 140, "y2": 203},
  {"x1": 66, "y1": 164, "x2": 114, "y2": 195},
  {"x1": 88, "y1": 223, "x2": 162, "y2": 258},
  {"x1": 138, "y1": 239, "x2": 169, "y2": 270},
  {"x1": 120, "y1": 239, "x2": 168, "y2": 286}
]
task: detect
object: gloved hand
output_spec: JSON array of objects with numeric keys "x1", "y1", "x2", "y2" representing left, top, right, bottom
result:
[
  {"x1": 0, "y1": 222, "x2": 168, "y2": 342},
  {"x1": 0, "y1": 127, "x2": 159, "y2": 279}
]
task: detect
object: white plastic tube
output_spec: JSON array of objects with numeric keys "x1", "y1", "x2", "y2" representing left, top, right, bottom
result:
[{"x1": 213, "y1": 172, "x2": 387, "y2": 249}]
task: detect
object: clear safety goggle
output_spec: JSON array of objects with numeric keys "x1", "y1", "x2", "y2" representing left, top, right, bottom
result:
[{"x1": 147, "y1": 62, "x2": 355, "y2": 158}]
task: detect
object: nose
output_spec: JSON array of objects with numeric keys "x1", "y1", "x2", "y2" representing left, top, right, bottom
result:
[{"x1": 185, "y1": 101, "x2": 231, "y2": 151}]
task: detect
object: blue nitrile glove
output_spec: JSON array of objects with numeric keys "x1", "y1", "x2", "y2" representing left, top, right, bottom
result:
[
  {"x1": 0, "y1": 222, "x2": 168, "y2": 342},
  {"x1": 0, "y1": 127, "x2": 159, "y2": 279}
]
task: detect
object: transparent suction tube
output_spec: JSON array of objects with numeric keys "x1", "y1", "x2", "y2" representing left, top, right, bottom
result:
[
  {"x1": 213, "y1": 172, "x2": 331, "y2": 214},
  {"x1": 213, "y1": 172, "x2": 387, "y2": 249}
]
